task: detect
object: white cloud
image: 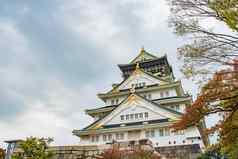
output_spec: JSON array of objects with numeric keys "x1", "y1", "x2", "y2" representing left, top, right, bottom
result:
[{"x1": 0, "y1": 0, "x2": 213, "y2": 148}]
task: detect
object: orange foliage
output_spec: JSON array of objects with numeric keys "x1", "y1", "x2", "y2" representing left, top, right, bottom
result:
[
  {"x1": 97, "y1": 145, "x2": 160, "y2": 159},
  {"x1": 172, "y1": 59, "x2": 238, "y2": 136},
  {"x1": 0, "y1": 148, "x2": 5, "y2": 159}
]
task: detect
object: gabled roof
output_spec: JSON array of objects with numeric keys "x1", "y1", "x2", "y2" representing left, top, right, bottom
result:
[
  {"x1": 98, "y1": 81, "x2": 183, "y2": 100},
  {"x1": 86, "y1": 95, "x2": 191, "y2": 116},
  {"x1": 86, "y1": 95, "x2": 191, "y2": 118},
  {"x1": 82, "y1": 94, "x2": 130, "y2": 130},
  {"x1": 82, "y1": 92, "x2": 182, "y2": 131},
  {"x1": 130, "y1": 48, "x2": 158, "y2": 64},
  {"x1": 105, "y1": 63, "x2": 169, "y2": 94}
]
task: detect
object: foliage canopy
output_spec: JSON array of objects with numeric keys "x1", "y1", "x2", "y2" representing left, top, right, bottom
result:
[
  {"x1": 169, "y1": 0, "x2": 238, "y2": 83},
  {"x1": 0, "y1": 148, "x2": 5, "y2": 159},
  {"x1": 168, "y1": 0, "x2": 238, "y2": 158},
  {"x1": 12, "y1": 137, "x2": 54, "y2": 159}
]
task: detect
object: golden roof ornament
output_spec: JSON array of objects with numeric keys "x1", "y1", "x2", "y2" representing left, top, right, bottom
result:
[
  {"x1": 130, "y1": 85, "x2": 136, "y2": 94},
  {"x1": 141, "y1": 46, "x2": 145, "y2": 53},
  {"x1": 136, "y1": 62, "x2": 140, "y2": 70},
  {"x1": 132, "y1": 62, "x2": 142, "y2": 75}
]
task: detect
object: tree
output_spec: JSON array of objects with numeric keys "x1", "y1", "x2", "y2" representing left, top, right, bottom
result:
[
  {"x1": 12, "y1": 137, "x2": 54, "y2": 159},
  {"x1": 197, "y1": 144, "x2": 228, "y2": 159},
  {"x1": 97, "y1": 144, "x2": 160, "y2": 159},
  {"x1": 168, "y1": 0, "x2": 238, "y2": 83},
  {"x1": 168, "y1": 0, "x2": 238, "y2": 158},
  {"x1": 0, "y1": 148, "x2": 5, "y2": 159},
  {"x1": 172, "y1": 61, "x2": 238, "y2": 158}
]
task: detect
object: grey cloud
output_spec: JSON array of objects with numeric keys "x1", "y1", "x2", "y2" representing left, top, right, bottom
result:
[{"x1": 0, "y1": 0, "x2": 199, "y2": 146}]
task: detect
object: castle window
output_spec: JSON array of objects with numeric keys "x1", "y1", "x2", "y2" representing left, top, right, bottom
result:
[
  {"x1": 142, "y1": 82, "x2": 146, "y2": 87},
  {"x1": 160, "y1": 92, "x2": 164, "y2": 98},
  {"x1": 91, "y1": 136, "x2": 95, "y2": 142},
  {"x1": 120, "y1": 133, "x2": 124, "y2": 140},
  {"x1": 111, "y1": 100, "x2": 115, "y2": 105},
  {"x1": 165, "y1": 91, "x2": 169, "y2": 97},
  {"x1": 148, "y1": 94, "x2": 151, "y2": 99},
  {"x1": 116, "y1": 133, "x2": 124, "y2": 140},
  {"x1": 135, "y1": 113, "x2": 139, "y2": 119},
  {"x1": 174, "y1": 130, "x2": 184, "y2": 135},
  {"x1": 115, "y1": 99, "x2": 119, "y2": 104},
  {"x1": 133, "y1": 82, "x2": 146, "y2": 88},
  {"x1": 164, "y1": 128, "x2": 170, "y2": 136},
  {"x1": 108, "y1": 134, "x2": 112, "y2": 141},
  {"x1": 116, "y1": 133, "x2": 120, "y2": 140},
  {"x1": 96, "y1": 135, "x2": 99, "y2": 142},
  {"x1": 103, "y1": 135, "x2": 107, "y2": 141},
  {"x1": 121, "y1": 112, "x2": 148, "y2": 121},
  {"x1": 151, "y1": 130, "x2": 155, "y2": 137},
  {"x1": 144, "y1": 112, "x2": 148, "y2": 118},
  {"x1": 175, "y1": 105, "x2": 180, "y2": 111},
  {"x1": 145, "y1": 130, "x2": 155, "y2": 138},
  {"x1": 145, "y1": 131, "x2": 150, "y2": 137},
  {"x1": 131, "y1": 84, "x2": 135, "y2": 88},
  {"x1": 159, "y1": 129, "x2": 164, "y2": 136}
]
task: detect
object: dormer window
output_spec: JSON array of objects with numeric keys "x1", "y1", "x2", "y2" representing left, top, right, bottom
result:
[
  {"x1": 165, "y1": 91, "x2": 169, "y2": 97},
  {"x1": 131, "y1": 84, "x2": 135, "y2": 88},
  {"x1": 131, "y1": 82, "x2": 146, "y2": 89},
  {"x1": 111, "y1": 99, "x2": 119, "y2": 105},
  {"x1": 135, "y1": 114, "x2": 139, "y2": 119},
  {"x1": 115, "y1": 99, "x2": 119, "y2": 104},
  {"x1": 143, "y1": 94, "x2": 151, "y2": 99},
  {"x1": 108, "y1": 134, "x2": 112, "y2": 141},
  {"x1": 144, "y1": 112, "x2": 148, "y2": 118},
  {"x1": 145, "y1": 129, "x2": 155, "y2": 138},
  {"x1": 160, "y1": 92, "x2": 164, "y2": 98},
  {"x1": 148, "y1": 94, "x2": 151, "y2": 99},
  {"x1": 142, "y1": 82, "x2": 146, "y2": 87},
  {"x1": 121, "y1": 112, "x2": 149, "y2": 121}
]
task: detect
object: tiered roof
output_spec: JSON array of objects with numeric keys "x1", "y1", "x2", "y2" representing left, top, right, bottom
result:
[
  {"x1": 118, "y1": 48, "x2": 174, "y2": 79},
  {"x1": 73, "y1": 92, "x2": 183, "y2": 136}
]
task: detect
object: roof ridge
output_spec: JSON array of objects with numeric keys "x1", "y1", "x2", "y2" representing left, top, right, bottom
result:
[
  {"x1": 105, "y1": 65, "x2": 169, "y2": 94},
  {"x1": 83, "y1": 93, "x2": 182, "y2": 131},
  {"x1": 129, "y1": 48, "x2": 159, "y2": 64}
]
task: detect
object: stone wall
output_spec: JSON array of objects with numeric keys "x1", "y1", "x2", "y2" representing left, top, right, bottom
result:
[
  {"x1": 7, "y1": 141, "x2": 202, "y2": 159},
  {"x1": 155, "y1": 144, "x2": 201, "y2": 159},
  {"x1": 48, "y1": 145, "x2": 104, "y2": 159},
  {"x1": 49, "y1": 143, "x2": 201, "y2": 159}
]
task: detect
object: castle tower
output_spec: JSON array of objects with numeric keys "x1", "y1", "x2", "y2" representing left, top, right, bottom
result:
[{"x1": 73, "y1": 48, "x2": 206, "y2": 158}]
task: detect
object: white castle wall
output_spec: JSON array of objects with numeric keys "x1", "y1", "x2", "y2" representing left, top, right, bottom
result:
[
  {"x1": 79, "y1": 126, "x2": 204, "y2": 149},
  {"x1": 105, "y1": 88, "x2": 178, "y2": 106}
]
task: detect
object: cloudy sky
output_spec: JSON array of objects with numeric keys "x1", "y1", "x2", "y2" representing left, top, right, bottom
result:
[{"x1": 0, "y1": 0, "x2": 202, "y2": 147}]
